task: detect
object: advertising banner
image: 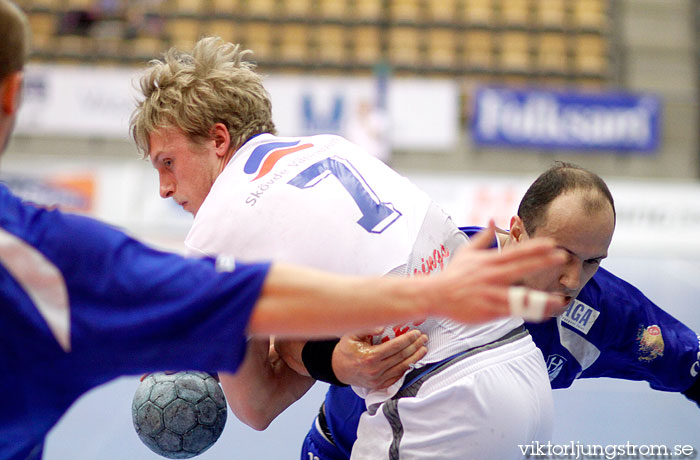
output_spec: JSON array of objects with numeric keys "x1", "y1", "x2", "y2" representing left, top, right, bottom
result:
[
  {"x1": 471, "y1": 86, "x2": 662, "y2": 152},
  {"x1": 15, "y1": 65, "x2": 459, "y2": 151}
]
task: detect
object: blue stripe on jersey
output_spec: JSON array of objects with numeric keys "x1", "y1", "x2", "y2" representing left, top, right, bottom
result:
[{"x1": 243, "y1": 140, "x2": 300, "y2": 174}]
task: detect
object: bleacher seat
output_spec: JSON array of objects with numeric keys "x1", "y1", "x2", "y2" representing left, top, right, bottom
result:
[
  {"x1": 573, "y1": 34, "x2": 607, "y2": 74},
  {"x1": 536, "y1": 32, "x2": 568, "y2": 73},
  {"x1": 282, "y1": 0, "x2": 312, "y2": 18},
  {"x1": 350, "y1": 25, "x2": 381, "y2": 65},
  {"x1": 246, "y1": 0, "x2": 277, "y2": 17},
  {"x1": 166, "y1": 17, "x2": 201, "y2": 50},
  {"x1": 389, "y1": 26, "x2": 420, "y2": 66},
  {"x1": 498, "y1": 31, "x2": 531, "y2": 72},
  {"x1": 317, "y1": 24, "x2": 346, "y2": 64},
  {"x1": 464, "y1": 0, "x2": 493, "y2": 24},
  {"x1": 427, "y1": 28, "x2": 456, "y2": 68},
  {"x1": 211, "y1": 0, "x2": 243, "y2": 15},
  {"x1": 534, "y1": 0, "x2": 567, "y2": 28},
  {"x1": 354, "y1": 0, "x2": 383, "y2": 20},
  {"x1": 319, "y1": 0, "x2": 346, "y2": 19},
  {"x1": 242, "y1": 21, "x2": 275, "y2": 62},
  {"x1": 500, "y1": 0, "x2": 530, "y2": 26},
  {"x1": 57, "y1": 34, "x2": 92, "y2": 55},
  {"x1": 427, "y1": 0, "x2": 456, "y2": 23},
  {"x1": 27, "y1": 12, "x2": 57, "y2": 54},
  {"x1": 279, "y1": 23, "x2": 308, "y2": 63},
  {"x1": 125, "y1": 36, "x2": 166, "y2": 59},
  {"x1": 173, "y1": 0, "x2": 206, "y2": 14},
  {"x1": 572, "y1": 0, "x2": 607, "y2": 29},
  {"x1": 463, "y1": 29, "x2": 494, "y2": 68},
  {"x1": 391, "y1": 0, "x2": 421, "y2": 22}
]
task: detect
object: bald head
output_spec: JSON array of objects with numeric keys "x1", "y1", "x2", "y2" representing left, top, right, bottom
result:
[{"x1": 518, "y1": 161, "x2": 616, "y2": 236}]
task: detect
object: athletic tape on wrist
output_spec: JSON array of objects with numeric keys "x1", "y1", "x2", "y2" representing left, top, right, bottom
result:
[
  {"x1": 301, "y1": 339, "x2": 348, "y2": 387},
  {"x1": 508, "y1": 286, "x2": 548, "y2": 321}
]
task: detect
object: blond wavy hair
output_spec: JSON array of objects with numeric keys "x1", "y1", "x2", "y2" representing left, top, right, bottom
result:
[{"x1": 130, "y1": 36, "x2": 277, "y2": 157}]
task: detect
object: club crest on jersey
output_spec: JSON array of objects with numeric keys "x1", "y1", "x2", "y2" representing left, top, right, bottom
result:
[
  {"x1": 244, "y1": 140, "x2": 313, "y2": 181},
  {"x1": 560, "y1": 300, "x2": 599, "y2": 334},
  {"x1": 636, "y1": 324, "x2": 664, "y2": 362},
  {"x1": 545, "y1": 354, "x2": 567, "y2": 382}
]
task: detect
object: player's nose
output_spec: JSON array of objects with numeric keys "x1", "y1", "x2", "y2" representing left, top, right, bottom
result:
[
  {"x1": 559, "y1": 260, "x2": 583, "y2": 291},
  {"x1": 159, "y1": 176, "x2": 175, "y2": 199}
]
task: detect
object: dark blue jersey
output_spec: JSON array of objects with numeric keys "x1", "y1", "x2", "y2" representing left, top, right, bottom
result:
[
  {"x1": 0, "y1": 184, "x2": 270, "y2": 460},
  {"x1": 310, "y1": 226, "x2": 700, "y2": 459},
  {"x1": 530, "y1": 266, "x2": 700, "y2": 392}
]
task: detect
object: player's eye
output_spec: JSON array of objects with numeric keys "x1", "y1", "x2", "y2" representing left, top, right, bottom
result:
[
  {"x1": 163, "y1": 159, "x2": 173, "y2": 168},
  {"x1": 585, "y1": 258, "x2": 602, "y2": 266}
]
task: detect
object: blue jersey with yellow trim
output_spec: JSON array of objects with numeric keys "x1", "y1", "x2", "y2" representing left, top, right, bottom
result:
[
  {"x1": 313, "y1": 226, "x2": 700, "y2": 460},
  {"x1": 0, "y1": 184, "x2": 269, "y2": 460}
]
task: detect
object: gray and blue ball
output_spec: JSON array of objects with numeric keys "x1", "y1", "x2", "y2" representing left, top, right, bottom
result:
[{"x1": 132, "y1": 371, "x2": 227, "y2": 459}]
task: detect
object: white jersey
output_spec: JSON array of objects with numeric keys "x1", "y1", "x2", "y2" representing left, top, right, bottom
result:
[{"x1": 185, "y1": 133, "x2": 521, "y2": 405}]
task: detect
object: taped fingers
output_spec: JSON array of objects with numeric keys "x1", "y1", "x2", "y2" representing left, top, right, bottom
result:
[{"x1": 508, "y1": 286, "x2": 549, "y2": 321}]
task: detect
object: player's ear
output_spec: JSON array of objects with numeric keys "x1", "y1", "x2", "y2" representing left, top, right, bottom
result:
[
  {"x1": 1, "y1": 72, "x2": 23, "y2": 116},
  {"x1": 509, "y1": 215, "x2": 526, "y2": 243},
  {"x1": 210, "y1": 123, "x2": 231, "y2": 158}
]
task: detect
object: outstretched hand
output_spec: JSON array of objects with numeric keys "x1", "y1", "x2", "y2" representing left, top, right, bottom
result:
[{"x1": 431, "y1": 221, "x2": 568, "y2": 324}]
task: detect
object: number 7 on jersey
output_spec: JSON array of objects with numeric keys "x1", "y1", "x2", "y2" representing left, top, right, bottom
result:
[{"x1": 288, "y1": 157, "x2": 402, "y2": 234}]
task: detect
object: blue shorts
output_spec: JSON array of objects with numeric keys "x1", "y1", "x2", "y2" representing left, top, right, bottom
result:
[{"x1": 301, "y1": 415, "x2": 348, "y2": 460}]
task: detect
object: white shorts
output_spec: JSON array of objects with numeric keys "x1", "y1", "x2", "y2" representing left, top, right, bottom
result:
[{"x1": 350, "y1": 331, "x2": 553, "y2": 460}]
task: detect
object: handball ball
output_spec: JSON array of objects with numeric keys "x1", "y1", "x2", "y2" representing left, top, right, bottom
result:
[{"x1": 132, "y1": 371, "x2": 227, "y2": 459}]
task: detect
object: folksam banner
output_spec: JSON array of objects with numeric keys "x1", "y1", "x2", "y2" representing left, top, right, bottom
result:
[{"x1": 471, "y1": 87, "x2": 662, "y2": 152}]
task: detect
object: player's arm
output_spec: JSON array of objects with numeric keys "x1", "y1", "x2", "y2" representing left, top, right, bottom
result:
[
  {"x1": 26, "y1": 206, "x2": 564, "y2": 379},
  {"x1": 248, "y1": 226, "x2": 568, "y2": 337},
  {"x1": 219, "y1": 331, "x2": 427, "y2": 431},
  {"x1": 219, "y1": 337, "x2": 315, "y2": 430},
  {"x1": 219, "y1": 332, "x2": 426, "y2": 429},
  {"x1": 578, "y1": 268, "x2": 700, "y2": 400}
]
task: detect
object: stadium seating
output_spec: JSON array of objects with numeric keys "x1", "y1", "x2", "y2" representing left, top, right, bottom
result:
[{"x1": 17, "y1": 0, "x2": 609, "y2": 84}]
